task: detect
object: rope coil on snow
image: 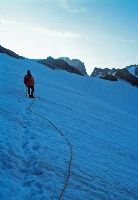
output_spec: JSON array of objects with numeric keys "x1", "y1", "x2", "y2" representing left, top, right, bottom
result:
[{"x1": 27, "y1": 98, "x2": 73, "y2": 200}]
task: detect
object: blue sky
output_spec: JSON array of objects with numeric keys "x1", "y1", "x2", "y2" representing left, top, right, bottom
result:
[{"x1": 0, "y1": 0, "x2": 138, "y2": 74}]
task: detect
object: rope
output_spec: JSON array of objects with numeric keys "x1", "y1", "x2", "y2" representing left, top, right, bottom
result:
[
  {"x1": 27, "y1": 98, "x2": 73, "y2": 200},
  {"x1": 13, "y1": 72, "x2": 73, "y2": 199}
]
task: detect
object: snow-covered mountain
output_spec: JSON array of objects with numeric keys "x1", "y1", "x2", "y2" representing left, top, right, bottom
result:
[
  {"x1": 0, "y1": 45, "x2": 83, "y2": 76},
  {"x1": 0, "y1": 52, "x2": 138, "y2": 200},
  {"x1": 91, "y1": 66, "x2": 138, "y2": 87},
  {"x1": 59, "y1": 57, "x2": 87, "y2": 75}
]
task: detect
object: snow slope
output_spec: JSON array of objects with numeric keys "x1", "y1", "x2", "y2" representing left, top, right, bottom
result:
[{"x1": 0, "y1": 54, "x2": 138, "y2": 200}]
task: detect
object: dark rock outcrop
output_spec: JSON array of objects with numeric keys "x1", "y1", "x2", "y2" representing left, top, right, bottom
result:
[
  {"x1": 115, "y1": 68, "x2": 138, "y2": 87},
  {"x1": 135, "y1": 67, "x2": 138, "y2": 76},
  {"x1": 91, "y1": 67, "x2": 116, "y2": 78},
  {"x1": 0, "y1": 45, "x2": 23, "y2": 59},
  {"x1": 37, "y1": 57, "x2": 84, "y2": 76},
  {"x1": 37, "y1": 57, "x2": 58, "y2": 70},
  {"x1": 59, "y1": 57, "x2": 87, "y2": 75},
  {"x1": 91, "y1": 66, "x2": 138, "y2": 87}
]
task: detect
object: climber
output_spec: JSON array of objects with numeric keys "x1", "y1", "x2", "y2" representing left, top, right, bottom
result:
[{"x1": 24, "y1": 70, "x2": 35, "y2": 98}]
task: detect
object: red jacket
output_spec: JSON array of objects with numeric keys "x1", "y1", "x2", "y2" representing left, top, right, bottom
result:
[{"x1": 24, "y1": 75, "x2": 35, "y2": 87}]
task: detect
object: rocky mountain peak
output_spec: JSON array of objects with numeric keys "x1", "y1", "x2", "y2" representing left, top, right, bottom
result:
[
  {"x1": 59, "y1": 57, "x2": 87, "y2": 75},
  {"x1": 91, "y1": 66, "x2": 138, "y2": 87}
]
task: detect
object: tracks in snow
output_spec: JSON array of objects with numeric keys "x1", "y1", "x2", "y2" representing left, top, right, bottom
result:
[{"x1": 27, "y1": 97, "x2": 73, "y2": 200}]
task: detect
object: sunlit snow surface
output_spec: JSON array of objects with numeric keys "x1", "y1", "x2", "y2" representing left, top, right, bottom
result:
[{"x1": 0, "y1": 54, "x2": 138, "y2": 200}]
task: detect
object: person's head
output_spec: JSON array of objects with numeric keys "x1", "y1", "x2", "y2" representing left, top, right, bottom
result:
[{"x1": 27, "y1": 70, "x2": 31, "y2": 76}]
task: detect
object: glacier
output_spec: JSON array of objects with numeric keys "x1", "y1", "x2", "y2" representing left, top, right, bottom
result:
[{"x1": 0, "y1": 54, "x2": 138, "y2": 200}]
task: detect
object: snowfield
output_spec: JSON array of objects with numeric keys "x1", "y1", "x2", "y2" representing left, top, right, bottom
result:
[{"x1": 0, "y1": 54, "x2": 138, "y2": 200}]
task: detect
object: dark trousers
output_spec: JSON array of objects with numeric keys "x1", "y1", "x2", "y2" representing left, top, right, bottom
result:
[{"x1": 28, "y1": 86, "x2": 34, "y2": 97}]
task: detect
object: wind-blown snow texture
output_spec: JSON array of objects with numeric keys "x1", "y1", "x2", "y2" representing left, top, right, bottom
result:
[{"x1": 0, "y1": 54, "x2": 138, "y2": 200}]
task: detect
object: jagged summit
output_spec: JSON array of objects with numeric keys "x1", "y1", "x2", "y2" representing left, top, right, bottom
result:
[
  {"x1": 91, "y1": 67, "x2": 116, "y2": 77},
  {"x1": 91, "y1": 66, "x2": 138, "y2": 87},
  {"x1": 37, "y1": 57, "x2": 84, "y2": 76},
  {"x1": 59, "y1": 57, "x2": 87, "y2": 75}
]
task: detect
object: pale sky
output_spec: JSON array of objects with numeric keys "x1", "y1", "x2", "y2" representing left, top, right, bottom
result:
[{"x1": 0, "y1": 0, "x2": 138, "y2": 74}]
